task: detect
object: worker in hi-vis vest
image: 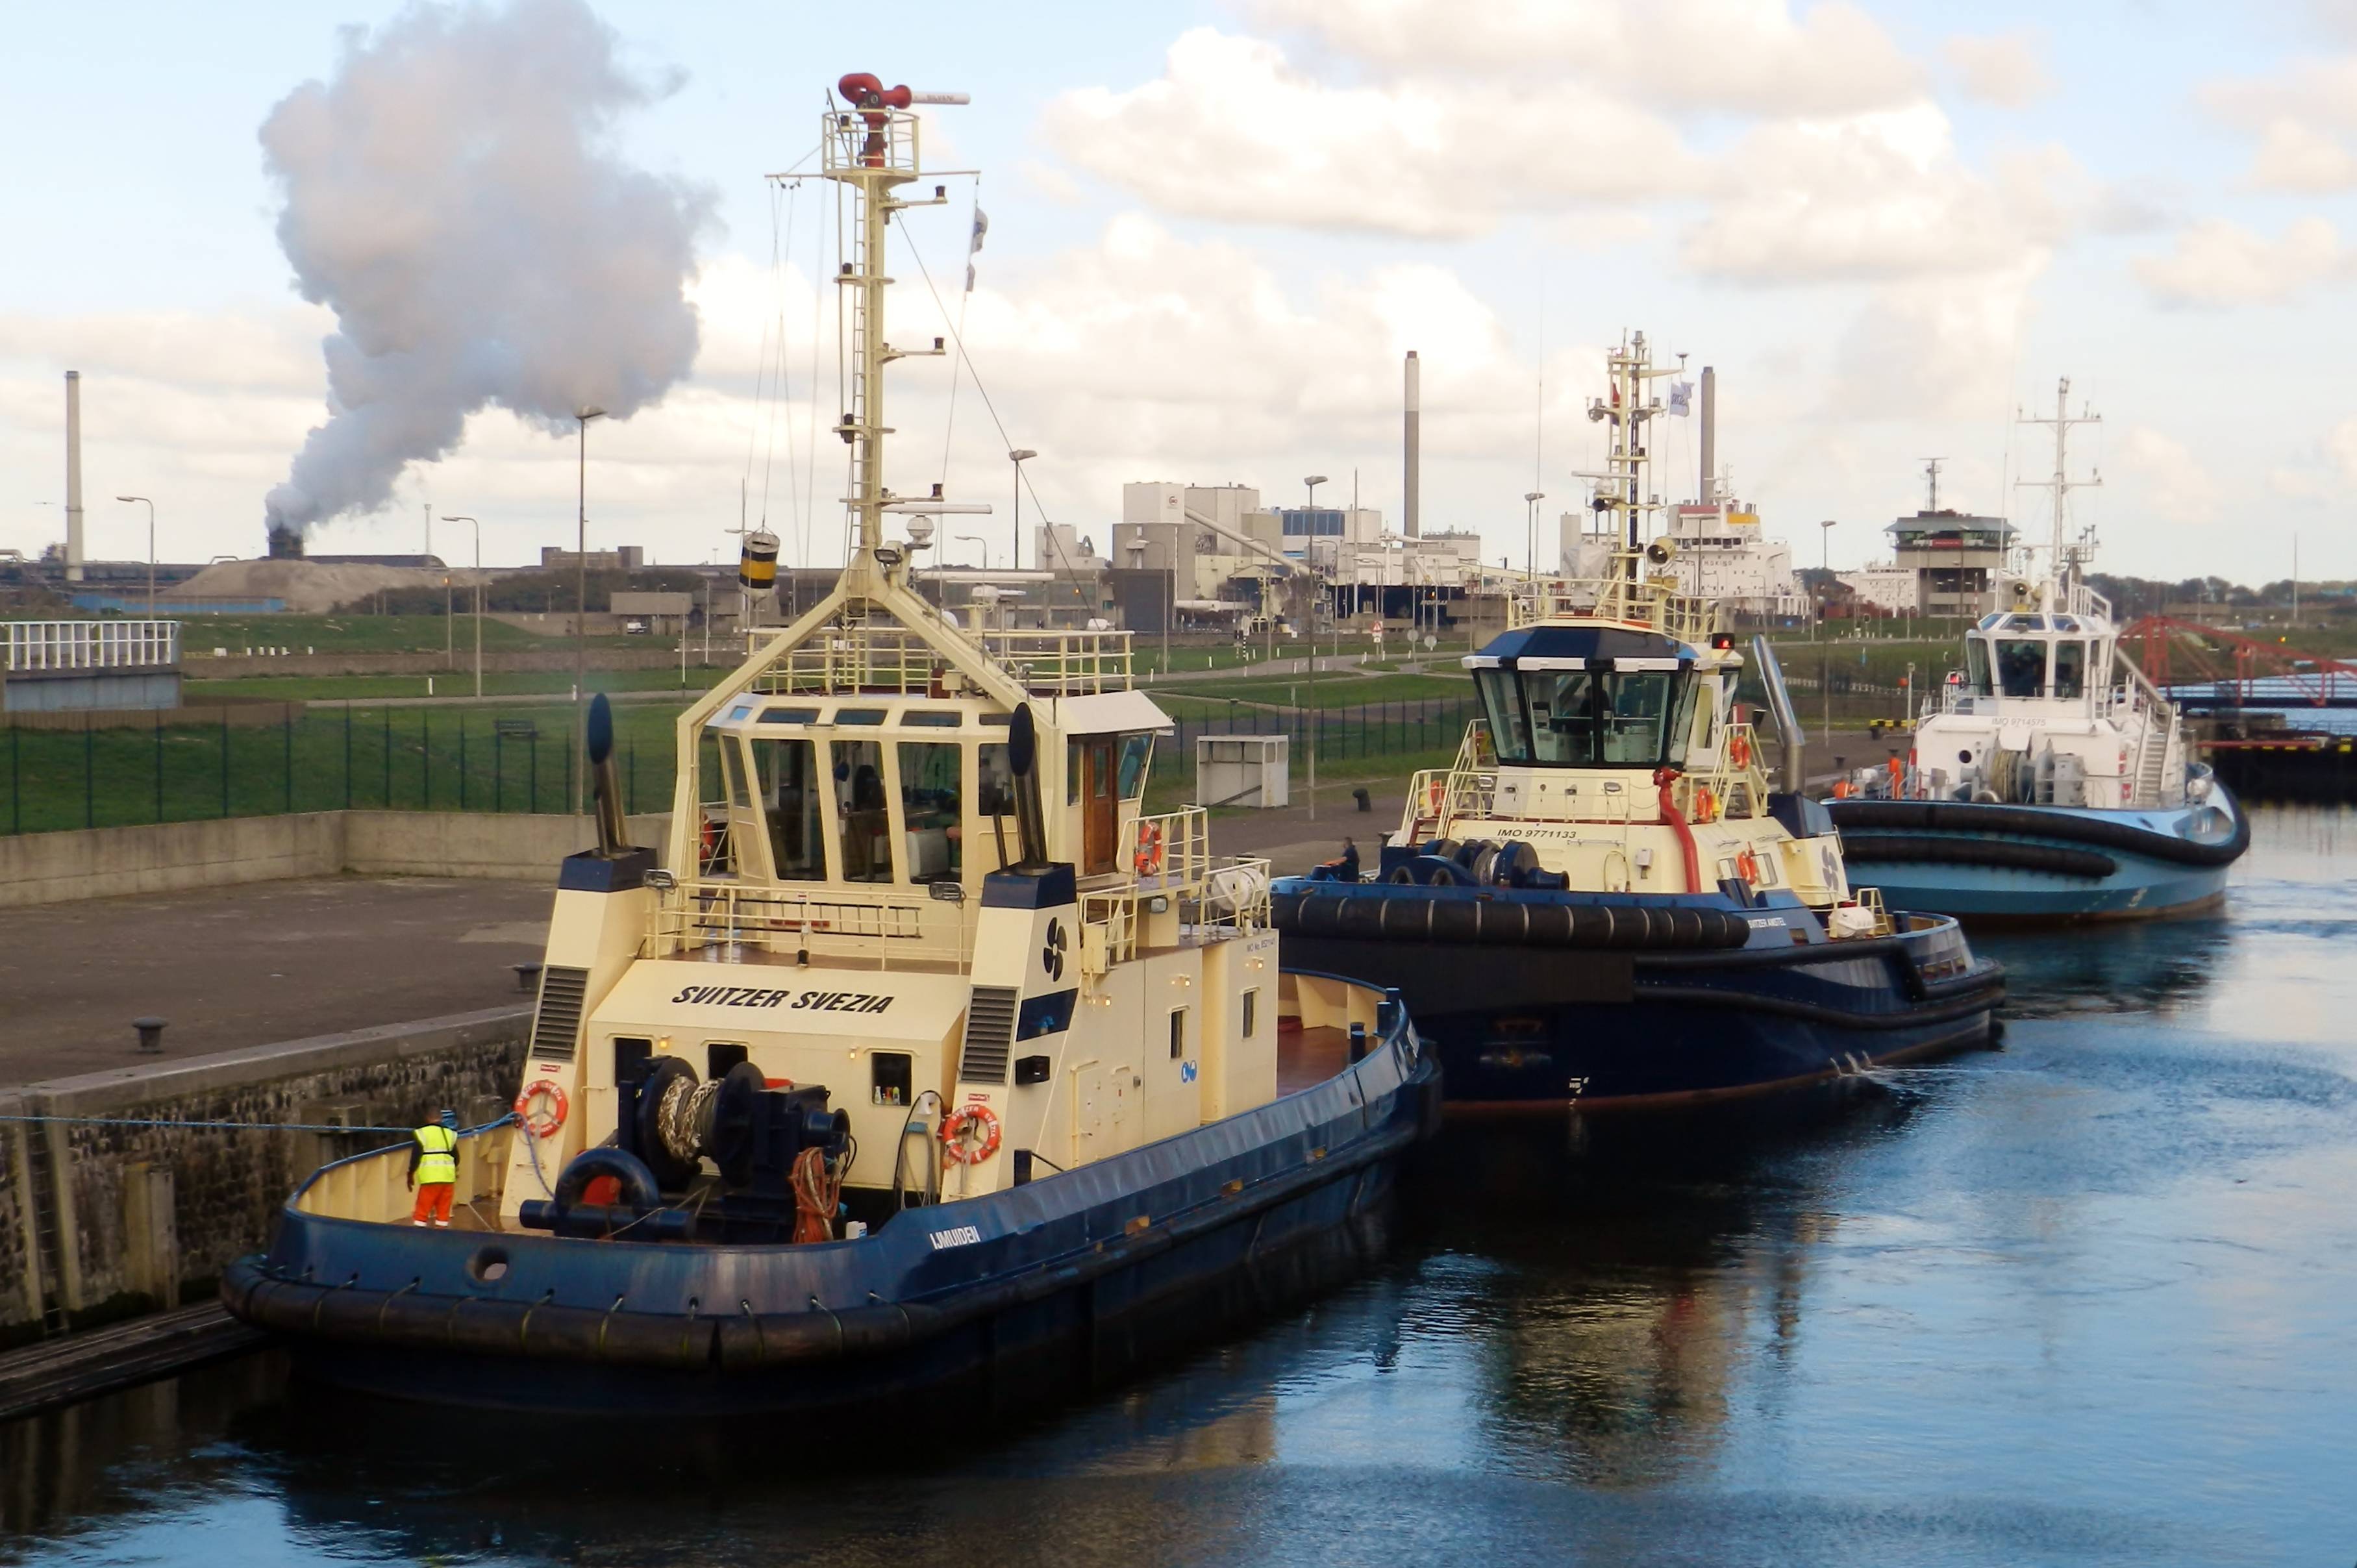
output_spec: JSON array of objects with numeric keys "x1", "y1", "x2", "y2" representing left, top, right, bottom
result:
[{"x1": 408, "y1": 1109, "x2": 462, "y2": 1227}]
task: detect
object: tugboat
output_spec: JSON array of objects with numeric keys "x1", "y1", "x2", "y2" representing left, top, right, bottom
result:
[
  {"x1": 1827, "y1": 380, "x2": 2249, "y2": 921},
  {"x1": 1270, "y1": 333, "x2": 2004, "y2": 1111},
  {"x1": 222, "y1": 74, "x2": 1437, "y2": 1417}
]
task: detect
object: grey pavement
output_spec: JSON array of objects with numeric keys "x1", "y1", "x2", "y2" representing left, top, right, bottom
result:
[{"x1": 0, "y1": 878, "x2": 551, "y2": 1088}]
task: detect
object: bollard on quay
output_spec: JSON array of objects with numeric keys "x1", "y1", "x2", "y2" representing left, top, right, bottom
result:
[{"x1": 132, "y1": 1016, "x2": 168, "y2": 1054}]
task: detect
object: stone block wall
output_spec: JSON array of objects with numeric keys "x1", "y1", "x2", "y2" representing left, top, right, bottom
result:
[{"x1": 1, "y1": 1006, "x2": 530, "y2": 1343}]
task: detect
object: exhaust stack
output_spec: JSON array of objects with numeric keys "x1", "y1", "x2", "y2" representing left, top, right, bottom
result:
[
  {"x1": 266, "y1": 523, "x2": 306, "y2": 560},
  {"x1": 1403, "y1": 351, "x2": 1421, "y2": 540},
  {"x1": 1698, "y1": 365, "x2": 1716, "y2": 503},
  {"x1": 64, "y1": 372, "x2": 84, "y2": 583}
]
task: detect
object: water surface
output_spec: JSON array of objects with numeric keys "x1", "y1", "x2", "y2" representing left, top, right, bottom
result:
[{"x1": 7, "y1": 806, "x2": 2355, "y2": 1565}]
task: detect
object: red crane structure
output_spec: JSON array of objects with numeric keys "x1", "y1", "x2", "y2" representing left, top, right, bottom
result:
[{"x1": 2121, "y1": 617, "x2": 2357, "y2": 708}]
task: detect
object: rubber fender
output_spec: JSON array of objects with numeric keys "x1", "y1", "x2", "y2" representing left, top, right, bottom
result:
[
  {"x1": 1827, "y1": 795, "x2": 2249, "y2": 868},
  {"x1": 553, "y1": 1147, "x2": 663, "y2": 1212},
  {"x1": 1272, "y1": 890, "x2": 1749, "y2": 950},
  {"x1": 1840, "y1": 832, "x2": 2116, "y2": 880}
]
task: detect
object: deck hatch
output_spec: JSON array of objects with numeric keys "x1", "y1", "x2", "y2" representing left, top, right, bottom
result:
[
  {"x1": 958, "y1": 986, "x2": 1018, "y2": 1083},
  {"x1": 529, "y1": 965, "x2": 590, "y2": 1062}
]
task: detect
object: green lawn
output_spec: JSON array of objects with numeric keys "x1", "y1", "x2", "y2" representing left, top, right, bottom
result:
[{"x1": 1148, "y1": 671, "x2": 1466, "y2": 711}]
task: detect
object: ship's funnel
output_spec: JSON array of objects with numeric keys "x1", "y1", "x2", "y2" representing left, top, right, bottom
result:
[{"x1": 1403, "y1": 350, "x2": 1421, "y2": 540}]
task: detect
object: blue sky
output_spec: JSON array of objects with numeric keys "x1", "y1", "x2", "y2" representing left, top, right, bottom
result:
[{"x1": 4, "y1": 0, "x2": 2353, "y2": 582}]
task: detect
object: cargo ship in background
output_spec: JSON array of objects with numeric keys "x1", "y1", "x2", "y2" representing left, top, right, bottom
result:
[
  {"x1": 1270, "y1": 333, "x2": 2004, "y2": 1111},
  {"x1": 223, "y1": 72, "x2": 1437, "y2": 1417},
  {"x1": 1825, "y1": 380, "x2": 2248, "y2": 921}
]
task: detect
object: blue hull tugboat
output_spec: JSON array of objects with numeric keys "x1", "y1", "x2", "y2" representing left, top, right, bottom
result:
[
  {"x1": 1826, "y1": 380, "x2": 2248, "y2": 923},
  {"x1": 1271, "y1": 335, "x2": 2004, "y2": 1112},
  {"x1": 223, "y1": 76, "x2": 1437, "y2": 1418}
]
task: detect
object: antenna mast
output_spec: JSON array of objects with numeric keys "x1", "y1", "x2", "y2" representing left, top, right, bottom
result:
[
  {"x1": 1922, "y1": 457, "x2": 1943, "y2": 513},
  {"x1": 1580, "y1": 332, "x2": 1682, "y2": 573},
  {"x1": 2015, "y1": 378, "x2": 2101, "y2": 577}
]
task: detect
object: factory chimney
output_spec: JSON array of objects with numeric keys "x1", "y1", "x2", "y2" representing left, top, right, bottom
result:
[
  {"x1": 1403, "y1": 350, "x2": 1421, "y2": 540},
  {"x1": 1698, "y1": 365, "x2": 1716, "y2": 505},
  {"x1": 64, "y1": 371, "x2": 85, "y2": 583}
]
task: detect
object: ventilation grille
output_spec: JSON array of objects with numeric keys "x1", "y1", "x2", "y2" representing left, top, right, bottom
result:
[
  {"x1": 957, "y1": 986, "x2": 1018, "y2": 1084},
  {"x1": 528, "y1": 965, "x2": 590, "y2": 1062}
]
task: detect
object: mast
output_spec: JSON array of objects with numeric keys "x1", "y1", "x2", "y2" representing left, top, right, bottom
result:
[
  {"x1": 820, "y1": 75, "x2": 964, "y2": 576},
  {"x1": 2015, "y1": 377, "x2": 2101, "y2": 581},
  {"x1": 1580, "y1": 331, "x2": 1683, "y2": 571}
]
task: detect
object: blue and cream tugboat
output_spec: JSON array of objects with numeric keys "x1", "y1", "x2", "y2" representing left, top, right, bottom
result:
[
  {"x1": 1271, "y1": 333, "x2": 2004, "y2": 1112},
  {"x1": 222, "y1": 74, "x2": 1436, "y2": 1417},
  {"x1": 1827, "y1": 380, "x2": 2249, "y2": 922}
]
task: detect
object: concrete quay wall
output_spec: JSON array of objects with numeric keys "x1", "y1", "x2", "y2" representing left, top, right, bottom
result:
[
  {"x1": 0, "y1": 1007, "x2": 533, "y2": 1343},
  {"x1": 0, "y1": 810, "x2": 671, "y2": 907}
]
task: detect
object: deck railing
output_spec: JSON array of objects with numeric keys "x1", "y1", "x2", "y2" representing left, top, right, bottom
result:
[
  {"x1": 746, "y1": 624, "x2": 1134, "y2": 697},
  {"x1": 1507, "y1": 564, "x2": 1715, "y2": 644},
  {"x1": 644, "y1": 879, "x2": 966, "y2": 968}
]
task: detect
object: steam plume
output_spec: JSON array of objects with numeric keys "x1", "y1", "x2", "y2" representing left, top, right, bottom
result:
[{"x1": 260, "y1": 0, "x2": 710, "y2": 536}]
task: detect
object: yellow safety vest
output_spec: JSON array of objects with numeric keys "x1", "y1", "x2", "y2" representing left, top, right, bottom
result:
[{"x1": 414, "y1": 1125, "x2": 458, "y2": 1185}]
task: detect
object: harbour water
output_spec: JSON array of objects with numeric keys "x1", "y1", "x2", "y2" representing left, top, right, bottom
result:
[{"x1": 6, "y1": 806, "x2": 2355, "y2": 1565}]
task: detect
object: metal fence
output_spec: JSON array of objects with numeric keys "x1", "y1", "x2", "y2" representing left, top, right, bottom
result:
[{"x1": 0, "y1": 695, "x2": 1482, "y2": 836}]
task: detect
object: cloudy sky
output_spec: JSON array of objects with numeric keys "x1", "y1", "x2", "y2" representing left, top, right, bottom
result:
[{"x1": 3, "y1": 0, "x2": 2353, "y2": 583}]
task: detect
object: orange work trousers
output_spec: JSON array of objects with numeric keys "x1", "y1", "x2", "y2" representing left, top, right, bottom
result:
[{"x1": 412, "y1": 1182, "x2": 455, "y2": 1225}]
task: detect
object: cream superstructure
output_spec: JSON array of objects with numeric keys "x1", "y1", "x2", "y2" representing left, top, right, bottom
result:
[
  {"x1": 494, "y1": 84, "x2": 1279, "y2": 1224},
  {"x1": 1397, "y1": 332, "x2": 1858, "y2": 916}
]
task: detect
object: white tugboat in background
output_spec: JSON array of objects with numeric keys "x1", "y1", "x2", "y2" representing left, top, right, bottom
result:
[{"x1": 1827, "y1": 379, "x2": 2248, "y2": 921}]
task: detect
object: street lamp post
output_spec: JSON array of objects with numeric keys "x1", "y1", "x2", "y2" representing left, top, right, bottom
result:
[
  {"x1": 1008, "y1": 449, "x2": 1036, "y2": 571},
  {"x1": 573, "y1": 407, "x2": 607, "y2": 814},
  {"x1": 1819, "y1": 519, "x2": 1838, "y2": 743},
  {"x1": 115, "y1": 497, "x2": 155, "y2": 615},
  {"x1": 440, "y1": 516, "x2": 483, "y2": 697},
  {"x1": 955, "y1": 534, "x2": 988, "y2": 570}
]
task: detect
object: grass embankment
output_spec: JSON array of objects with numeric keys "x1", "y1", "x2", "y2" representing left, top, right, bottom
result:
[
  {"x1": 166, "y1": 613, "x2": 655, "y2": 655},
  {"x1": 186, "y1": 666, "x2": 737, "y2": 702}
]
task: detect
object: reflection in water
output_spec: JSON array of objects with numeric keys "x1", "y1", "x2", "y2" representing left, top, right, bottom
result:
[{"x1": 6, "y1": 807, "x2": 2357, "y2": 1565}]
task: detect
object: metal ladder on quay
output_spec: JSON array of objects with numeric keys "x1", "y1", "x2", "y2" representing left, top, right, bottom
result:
[{"x1": 19, "y1": 1124, "x2": 72, "y2": 1338}]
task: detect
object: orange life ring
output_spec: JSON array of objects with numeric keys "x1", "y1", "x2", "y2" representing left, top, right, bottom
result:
[
  {"x1": 1728, "y1": 732, "x2": 1751, "y2": 770},
  {"x1": 1736, "y1": 847, "x2": 1762, "y2": 884},
  {"x1": 1424, "y1": 777, "x2": 1447, "y2": 814},
  {"x1": 1134, "y1": 821, "x2": 1166, "y2": 877},
  {"x1": 1691, "y1": 785, "x2": 1717, "y2": 824},
  {"x1": 514, "y1": 1080, "x2": 569, "y2": 1139},
  {"x1": 940, "y1": 1104, "x2": 1002, "y2": 1165}
]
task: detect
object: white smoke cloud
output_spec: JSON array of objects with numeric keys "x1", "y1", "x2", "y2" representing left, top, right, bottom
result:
[{"x1": 259, "y1": 0, "x2": 711, "y2": 534}]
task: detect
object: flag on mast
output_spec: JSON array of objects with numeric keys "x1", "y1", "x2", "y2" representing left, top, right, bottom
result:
[
  {"x1": 964, "y1": 208, "x2": 989, "y2": 292},
  {"x1": 1668, "y1": 381, "x2": 1693, "y2": 416}
]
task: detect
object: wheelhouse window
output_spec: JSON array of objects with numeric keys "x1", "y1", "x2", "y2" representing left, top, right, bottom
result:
[
  {"x1": 1476, "y1": 664, "x2": 1698, "y2": 768},
  {"x1": 1965, "y1": 638, "x2": 1992, "y2": 695},
  {"x1": 898, "y1": 741, "x2": 962, "y2": 885},
  {"x1": 833, "y1": 738, "x2": 893, "y2": 883},
  {"x1": 753, "y1": 737, "x2": 827, "y2": 880},
  {"x1": 2053, "y1": 640, "x2": 2086, "y2": 700},
  {"x1": 1995, "y1": 639, "x2": 2046, "y2": 699},
  {"x1": 1116, "y1": 733, "x2": 1154, "y2": 799}
]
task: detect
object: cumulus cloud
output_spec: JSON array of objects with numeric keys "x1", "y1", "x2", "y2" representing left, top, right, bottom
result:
[
  {"x1": 2202, "y1": 58, "x2": 2357, "y2": 192},
  {"x1": 1040, "y1": 29, "x2": 1701, "y2": 237},
  {"x1": 2134, "y1": 217, "x2": 2350, "y2": 307},
  {"x1": 1683, "y1": 112, "x2": 2069, "y2": 282},
  {"x1": 1942, "y1": 31, "x2": 2054, "y2": 106},
  {"x1": 1823, "y1": 260, "x2": 2041, "y2": 422},
  {"x1": 1244, "y1": 0, "x2": 1924, "y2": 116},
  {"x1": 2121, "y1": 427, "x2": 2220, "y2": 525}
]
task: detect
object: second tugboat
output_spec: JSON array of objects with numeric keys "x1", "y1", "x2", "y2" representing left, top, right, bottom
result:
[
  {"x1": 1825, "y1": 380, "x2": 2249, "y2": 921},
  {"x1": 223, "y1": 73, "x2": 1436, "y2": 1417},
  {"x1": 1271, "y1": 333, "x2": 2004, "y2": 1111}
]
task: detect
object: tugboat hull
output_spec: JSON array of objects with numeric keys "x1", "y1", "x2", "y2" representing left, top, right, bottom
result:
[
  {"x1": 223, "y1": 1001, "x2": 1439, "y2": 1419},
  {"x1": 1271, "y1": 887, "x2": 2004, "y2": 1111},
  {"x1": 1828, "y1": 791, "x2": 2249, "y2": 924}
]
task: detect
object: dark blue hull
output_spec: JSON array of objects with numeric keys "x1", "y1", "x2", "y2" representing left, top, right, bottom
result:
[
  {"x1": 1271, "y1": 885, "x2": 2003, "y2": 1111},
  {"x1": 224, "y1": 1003, "x2": 1439, "y2": 1419}
]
